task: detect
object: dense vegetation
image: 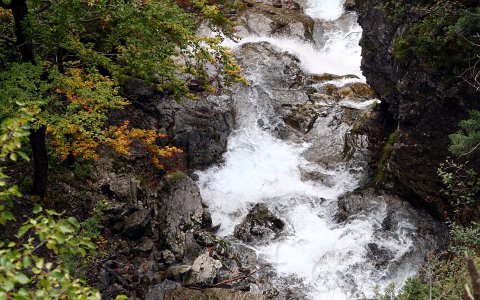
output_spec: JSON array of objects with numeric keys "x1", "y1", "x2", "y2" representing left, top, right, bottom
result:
[
  {"x1": 381, "y1": 0, "x2": 480, "y2": 82},
  {"x1": 0, "y1": 0, "x2": 244, "y2": 298}
]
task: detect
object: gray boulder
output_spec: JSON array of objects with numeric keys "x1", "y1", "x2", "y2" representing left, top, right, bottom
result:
[
  {"x1": 234, "y1": 204, "x2": 285, "y2": 243},
  {"x1": 157, "y1": 174, "x2": 205, "y2": 259},
  {"x1": 184, "y1": 253, "x2": 223, "y2": 286}
]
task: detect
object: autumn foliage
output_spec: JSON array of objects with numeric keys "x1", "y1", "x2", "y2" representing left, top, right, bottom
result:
[{"x1": 105, "y1": 121, "x2": 183, "y2": 170}]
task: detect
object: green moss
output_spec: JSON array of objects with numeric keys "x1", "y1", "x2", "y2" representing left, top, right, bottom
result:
[
  {"x1": 388, "y1": 1, "x2": 480, "y2": 80},
  {"x1": 165, "y1": 171, "x2": 189, "y2": 183},
  {"x1": 374, "y1": 128, "x2": 400, "y2": 183}
]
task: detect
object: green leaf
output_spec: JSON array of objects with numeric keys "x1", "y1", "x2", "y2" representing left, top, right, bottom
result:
[
  {"x1": 9, "y1": 153, "x2": 16, "y2": 161},
  {"x1": 33, "y1": 205, "x2": 42, "y2": 214},
  {"x1": 17, "y1": 151, "x2": 29, "y2": 161},
  {"x1": 17, "y1": 224, "x2": 32, "y2": 237},
  {"x1": 22, "y1": 256, "x2": 31, "y2": 267},
  {"x1": 13, "y1": 273, "x2": 30, "y2": 285},
  {"x1": 3, "y1": 279, "x2": 14, "y2": 292}
]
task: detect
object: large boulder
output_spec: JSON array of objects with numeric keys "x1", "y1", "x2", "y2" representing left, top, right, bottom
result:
[
  {"x1": 234, "y1": 203, "x2": 285, "y2": 243},
  {"x1": 156, "y1": 173, "x2": 205, "y2": 259}
]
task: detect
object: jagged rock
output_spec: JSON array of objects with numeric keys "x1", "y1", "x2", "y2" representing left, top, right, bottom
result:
[
  {"x1": 122, "y1": 208, "x2": 151, "y2": 239},
  {"x1": 194, "y1": 231, "x2": 216, "y2": 247},
  {"x1": 157, "y1": 175, "x2": 205, "y2": 259},
  {"x1": 283, "y1": 102, "x2": 318, "y2": 133},
  {"x1": 132, "y1": 237, "x2": 154, "y2": 255},
  {"x1": 160, "y1": 250, "x2": 176, "y2": 265},
  {"x1": 234, "y1": 204, "x2": 285, "y2": 243},
  {"x1": 184, "y1": 253, "x2": 223, "y2": 286},
  {"x1": 166, "y1": 265, "x2": 192, "y2": 282}
]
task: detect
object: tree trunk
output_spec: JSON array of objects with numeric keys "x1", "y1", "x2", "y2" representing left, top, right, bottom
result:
[
  {"x1": 11, "y1": 0, "x2": 34, "y2": 62},
  {"x1": 11, "y1": 0, "x2": 49, "y2": 196},
  {"x1": 29, "y1": 127, "x2": 48, "y2": 197}
]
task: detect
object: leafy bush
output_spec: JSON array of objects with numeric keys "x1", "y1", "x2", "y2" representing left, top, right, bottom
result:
[
  {"x1": 0, "y1": 111, "x2": 115, "y2": 299},
  {"x1": 381, "y1": 0, "x2": 480, "y2": 79}
]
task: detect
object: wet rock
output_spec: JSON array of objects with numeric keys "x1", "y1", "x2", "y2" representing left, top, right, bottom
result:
[
  {"x1": 237, "y1": 0, "x2": 315, "y2": 41},
  {"x1": 367, "y1": 243, "x2": 394, "y2": 268},
  {"x1": 335, "y1": 187, "x2": 449, "y2": 275},
  {"x1": 234, "y1": 42, "x2": 304, "y2": 90},
  {"x1": 283, "y1": 102, "x2": 318, "y2": 133},
  {"x1": 122, "y1": 208, "x2": 151, "y2": 239},
  {"x1": 164, "y1": 95, "x2": 234, "y2": 170},
  {"x1": 234, "y1": 204, "x2": 285, "y2": 243},
  {"x1": 299, "y1": 168, "x2": 335, "y2": 187},
  {"x1": 306, "y1": 73, "x2": 359, "y2": 84},
  {"x1": 157, "y1": 175, "x2": 204, "y2": 259},
  {"x1": 184, "y1": 253, "x2": 222, "y2": 286},
  {"x1": 202, "y1": 203, "x2": 213, "y2": 229}
]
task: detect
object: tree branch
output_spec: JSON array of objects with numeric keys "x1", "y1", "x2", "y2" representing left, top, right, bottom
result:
[{"x1": 35, "y1": 1, "x2": 52, "y2": 14}]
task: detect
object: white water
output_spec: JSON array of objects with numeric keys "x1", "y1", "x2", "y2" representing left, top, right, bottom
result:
[
  {"x1": 306, "y1": 0, "x2": 346, "y2": 21},
  {"x1": 197, "y1": 1, "x2": 420, "y2": 299}
]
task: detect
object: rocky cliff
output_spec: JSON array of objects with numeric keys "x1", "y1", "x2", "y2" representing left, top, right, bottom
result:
[{"x1": 356, "y1": 0, "x2": 480, "y2": 220}]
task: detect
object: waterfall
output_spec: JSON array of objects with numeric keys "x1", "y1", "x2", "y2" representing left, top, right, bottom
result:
[{"x1": 196, "y1": 0, "x2": 443, "y2": 298}]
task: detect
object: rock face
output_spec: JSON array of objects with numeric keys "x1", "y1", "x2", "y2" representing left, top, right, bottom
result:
[
  {"x1": 356, "y1": 0, "x2": 480, "y2": 219},
  {"x1": 156, "y1": 175, "x2": 205, "y2": 259},
  {"x1": 124, "y1": 79, "x2": 234, "y2": 170}
]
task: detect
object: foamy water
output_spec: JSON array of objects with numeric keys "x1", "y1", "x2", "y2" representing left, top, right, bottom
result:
[
  {"x1": 306, "y1": 0, "x2": 346, "y2": 20},
  {"x1": 196, "y1": 1, "x2": 419, "y2": 299}
]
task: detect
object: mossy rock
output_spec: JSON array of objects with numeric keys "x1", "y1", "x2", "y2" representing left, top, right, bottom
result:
[{"x1": 164, "y1": 171, "x2": 189, "y2": 183}]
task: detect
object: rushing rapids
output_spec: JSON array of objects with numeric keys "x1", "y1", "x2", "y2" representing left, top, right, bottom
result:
[{"x1": 196, "y1": 0, "x2": 446, "y2": 298}]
